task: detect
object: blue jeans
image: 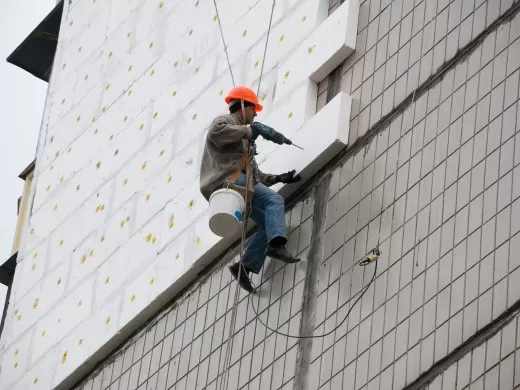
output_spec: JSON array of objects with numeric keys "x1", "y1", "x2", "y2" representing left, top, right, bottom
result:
[{"x1": 235, "y1": 173, "x2": 287, "y2": 274}]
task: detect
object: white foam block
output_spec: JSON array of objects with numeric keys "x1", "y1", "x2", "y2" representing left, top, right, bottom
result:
[
  {"x1": 20, "y1": 348, "x2": 58, "y2": 390},
  {"x1": 52, "y1": 293, "x2": 122, "y2": 388},
  {"x1": 94, "y1": 214, "x2": 163, "y2": 309},
  {"x1": 254, "y1": 79, "x2": 318, "y2": 165},
  {"x1": 274, "y1": 0, "x2": 359, "y2": 103},
  {"x1": 14, "y1": 239, "x2": 49, "y2": 300},
  {"x1": 0, "y1": 330, "x2": 33, "y2": 389},
  {"x1": 243, "y1": 0, "x2": 329, "y2": 87},
  {"x1": 262, "y1": 91, "x2": 352, "y2": 197},
  {"x1": 31, "y1": 307, "x2": 64, "y2": 365}
]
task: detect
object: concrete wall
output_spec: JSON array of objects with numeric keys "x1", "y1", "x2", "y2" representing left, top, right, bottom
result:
[
  {"x1": 422, "y1": 314, "x2": 520, "y2": 390},
  {"x1": 70, "y1": 1, "x2": 520, "y2": 389}
]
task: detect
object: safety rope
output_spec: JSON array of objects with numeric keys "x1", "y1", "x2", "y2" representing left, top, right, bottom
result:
[
  {"x1": 218, "y1": 123, "x2": 252, "y2": 390},
  {"x1": 212, "y1": 2, "x2": 276, "y2": 389},
  {"x1": 212, "y1": 0, "x2": 276, "y2": 94},
  {"x1": 256, "y1": 0, "x2": 276, "y2": 96},
  {"x1": 212, "y1": 0, "x2": 235, "y2": 86}
]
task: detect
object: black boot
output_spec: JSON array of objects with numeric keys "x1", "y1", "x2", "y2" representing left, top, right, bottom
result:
[
  {"x1": 265, "y1": 246, "x2": 301, "y2": 264},
  {"x1": 228, "y1": 262, "x2": 255, "y2": 293}
]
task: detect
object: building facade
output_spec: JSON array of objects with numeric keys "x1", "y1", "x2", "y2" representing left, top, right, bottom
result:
[{"x1": 2, "y1": 0, "x2": 520, "y2": 389}]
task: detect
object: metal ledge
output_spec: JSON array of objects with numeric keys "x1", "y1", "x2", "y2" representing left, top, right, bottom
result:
[
  {"x1": 0, "y1": 252, "x2": 17, "y2": 341},
  {"x1": 0, "y1": 252, "x2": 16, "y2": 287}
]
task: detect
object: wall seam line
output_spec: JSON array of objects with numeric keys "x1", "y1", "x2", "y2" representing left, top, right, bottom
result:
[
  {"x1": 293, "y1": 173, "x2": 331, "y2": 390},
  {"x1": 403, "y1": 296, "x2": 520, "y2": 389}
]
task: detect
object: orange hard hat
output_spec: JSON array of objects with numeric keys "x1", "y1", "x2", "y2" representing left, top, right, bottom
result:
[{"x1": 224, "y1": 86, "x2": 263, "y2": 112}]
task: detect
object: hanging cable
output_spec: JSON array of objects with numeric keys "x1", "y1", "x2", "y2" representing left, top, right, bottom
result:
[
  {"x1": 227, "y1": 153, "x2": 379, "y2": 341},
  {"x1": 214, "y1": 3, "x2": 277, "y2": 389},
  {"x1": 249, "y1": 256, "x2": 378, "y2": 339},
  {"x1": 219, "y1": 115, "x2": 253, "y2": 390},
  {"x1": 212, "y1": 0, "x2": 236, "y2": 86},
  {"x1": 256, "y1": 0, "x2": 276, "y2": 96}
]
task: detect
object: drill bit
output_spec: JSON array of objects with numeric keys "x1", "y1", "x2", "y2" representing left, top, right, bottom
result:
[{"x1": 281, "y1": 135, "x2": 304, "y2": 150}]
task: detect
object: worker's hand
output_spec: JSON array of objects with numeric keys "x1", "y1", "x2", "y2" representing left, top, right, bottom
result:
[
  {"x1": 251, "y1": 122, "x2": 274, "y2": 140},
  {"x1": 251, "y1": 122, "x2": 288, "y2": 145},
  {"x1": 276, "y1": 170, "x2": 301, "y2": 184}
]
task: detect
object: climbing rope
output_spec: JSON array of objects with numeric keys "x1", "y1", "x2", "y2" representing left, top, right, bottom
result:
[
  {"x1": 212, "y1": 0, "x2": 235, "y2": 86},
  {"x1": 256, "y1": 0, "x2": 276, "y2": 96},
  {"x1": 212, "y1": 2, "x2": 277, "y2": 389},
  {"x1": 218, "y1": 122, "x2": 253, "y2": 390}
]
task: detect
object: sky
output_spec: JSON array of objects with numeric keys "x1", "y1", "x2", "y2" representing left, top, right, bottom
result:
[{"x1": 0, "y1": 0, "x2": 56, "y2": 314}]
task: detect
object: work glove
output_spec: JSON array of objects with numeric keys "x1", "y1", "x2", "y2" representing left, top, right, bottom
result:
[{"x1": 276, "y1": 170, "x2": 301, "y2": 184}]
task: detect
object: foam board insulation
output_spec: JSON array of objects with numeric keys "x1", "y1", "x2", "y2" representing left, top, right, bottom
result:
[
  {"x1": 0, "y1": 0, "x2": 359, "y2": 388},
  {"x1": 48, "y1": 73, "x2": 77, "y2": 129},
  {"x1": 14, "y1": 239, "x2": 49, "y2": 300},
  {"x1": 243, "y1": 0, "x2": 329, "y2": 87},
  {"x1": 20, "y1": 348, "x2": 58, "y2": 390},
  {"x1": 254, "y1": 79, "x2": 319, "y2": 164},
  {"x1": 274, "y1": 0, "x2": 359, "y2": 103},
  {"x1": 265, "y1": 91, "x2": 353, "y2": 197}
]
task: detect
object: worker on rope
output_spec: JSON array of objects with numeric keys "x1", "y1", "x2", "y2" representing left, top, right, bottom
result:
[{"x1": 200, "y1": 86, "x2": 301, "y2": 292}]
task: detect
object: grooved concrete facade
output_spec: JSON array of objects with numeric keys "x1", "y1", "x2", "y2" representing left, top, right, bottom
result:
[
  {"x1": 65, "y1": 0, "x2": 520, "y2": 389},
  {"x1": 421, "y1": 314, "x2": 520, "y2": 390}
]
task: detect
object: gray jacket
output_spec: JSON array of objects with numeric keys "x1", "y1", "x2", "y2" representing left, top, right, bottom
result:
[{"x1": 200, "y1": 113, "x2": 277, "y2": 201}]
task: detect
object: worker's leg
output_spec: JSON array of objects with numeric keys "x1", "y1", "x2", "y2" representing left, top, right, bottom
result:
[
  {"x1": 249, "y1": 180, "x2": 287, "y2": 246},
  {"x1": 241, "y1": 229, "x2": 268, "y2": 274},
  {"x1": 229, "y1": 174, "x2": 299, "y2": 292},
  {"x1": 250, "y1": 182, "x2": 300, "y2": 264},
  {"x1": 239, "y1": 175, "x2": 299, "y2": 270},
  {"x1": 228, "y1": 174, "x2": 268, "y2": 292}
]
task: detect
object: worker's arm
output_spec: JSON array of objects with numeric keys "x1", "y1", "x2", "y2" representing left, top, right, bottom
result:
[
  {"x1": 258, "y1": 169, "x2": 302, "y2": 187},
  {"x1": 257, "y1": 167, "x2": 279, "y2": 187},
  {"x1": 207, "y1": 117, "x2": 252, "y2": 148}
]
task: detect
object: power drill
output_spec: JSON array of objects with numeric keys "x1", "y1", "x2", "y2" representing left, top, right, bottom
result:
[{"x1": 254, "y1": 124, "x2": 303, "y2": 149}]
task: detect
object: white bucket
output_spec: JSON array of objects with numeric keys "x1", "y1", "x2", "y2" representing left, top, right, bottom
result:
[{"x1": 208, "y1": 188, "x2": 245, "y2": 237}]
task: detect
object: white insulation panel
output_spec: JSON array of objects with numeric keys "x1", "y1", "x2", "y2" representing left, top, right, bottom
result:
[{"x1": 0, "y1": 0, "x2": 359, "y2": 388}]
